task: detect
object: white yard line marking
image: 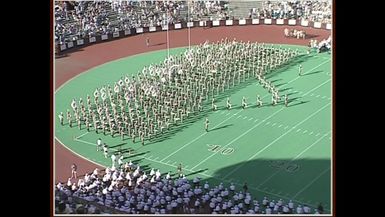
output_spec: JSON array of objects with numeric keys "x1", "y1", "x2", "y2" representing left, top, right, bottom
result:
[
  {"x1": 302, "y1": 79, "x2": 331, "y2": 97},
  {"x1": 160, "y1": 110, "x2": 243, "y2": 162},
  {"x1": 303, "y1": 130, "x2": 308, "y2": 134},
  {"x1": 285, "y1": 60, "x2": 331, "y2": 86},
  {"x1": 293, "y1": 167, "x2": 331, "y2": 198},
  {"x1": 272, "y1": 123, "x2": 277, "y2": 127},
  {"x1": 223, "y1": 103, "x2": 330, "y2": 179},
  {"x1": 243, "y1": 116, "x2": 248, "y2": 120},
  {"x1": 248, "y1": 118, "x2": 253, "y2": 121},
  {"x1": 190, "y1": 107, "x2": 286, "y2": 170},
  {"x1": 284, "y1": 126, "x2": 289, "y2": 129},
  {"x1": 257, "y1": 133, "x2": 330, "y2": 188},
  {"x1": 278, "y1": 124, "x2": 283, "y2": 128},
  {"x1": 75, "y1": 132, "x2": 89, "y2": 139},
  {"x1": 296, "y1": 129, "x2": 301, "y2": 132}
]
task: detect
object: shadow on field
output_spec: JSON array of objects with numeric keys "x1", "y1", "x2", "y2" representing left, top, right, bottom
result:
[{"x1": 196, "y1": 158, "x2": 331, "y2": 214}]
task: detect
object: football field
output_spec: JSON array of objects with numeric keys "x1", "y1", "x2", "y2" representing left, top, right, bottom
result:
[{"x1": 55, "y1": 44, "x2": 332, "y2": 212}]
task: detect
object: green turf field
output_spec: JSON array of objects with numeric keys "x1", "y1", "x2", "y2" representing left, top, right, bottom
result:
[{"x1": 55, "y1": 44, "x2": 332, "y2": 212}]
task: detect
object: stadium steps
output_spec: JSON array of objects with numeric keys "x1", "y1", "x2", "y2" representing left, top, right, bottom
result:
[{"x1": 228, "y1": 0, "x2": 264, "y2": 19}]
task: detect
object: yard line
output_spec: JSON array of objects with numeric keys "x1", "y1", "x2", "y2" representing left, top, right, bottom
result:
[
  {"x1": 293, "y1": 167, "x2": 331, "y2": 198},
  {"x1": 271, "y1": 123, "x2": 277, "y2": 127},
  {"x1": 278, "y1": 124, "x2": 283, "y2": 128},
  {"x1": 315, "y1": 133, "x2": 320, "y2": 136},
  {"x1": 309, "y1": 131, "x2": 314, "y2": 135},
  {"x1": 256, "y1": 133, "x2": 330, "y2": 188},
  {"x1": 285, "y1": 59, "x2": 331, "y2": 86},
  {"x1": 316, "y1": 94, "x2": 320, "y2": 98},
  {"x1": 254, "y1": 119, "x2": 259, "y2": 122},
  {"x1": 74, "y1": 138, "x2": 96, "y2": 146},
  {"x1": 75, "y1": 132, "x2": 89, "y2": 139},
  {"x1": 160, "y1": 109, "x2": 243, "y2": 162},
  {"x1": 223, "y1": 103, "x2": 330, "y2": 179},
  {"x1": 302, "y1": 130, "x2": 308, "y2": 134},
  {"x1": 322, "y1": 96, "x2": 326, "y2": 99},
  {"x1": 296, "y1": 129, "x2": 301, "y2": 132},
  {"x1": 243, "y1": 116, "x2": 247, "y2": 120},
  {"x1": 302, "y1": 79, "x2": 331, "y2": 97},
  {"x1": 190, "y1": 107, "x2": 286, "y2": 170},
  {"x1": 225, "y1": 113, "x2": 230, "y2": 116},
  {"x1": 248, "y1": 118, "x2": 253, "y2": 121},
  {"x1": 154, "y1": 157, "x2": 159, "y2": 160},
  {"x1": 310, "y1": 93, "x2": 314, "y2": 96},
  {"x1": 284, "y1": 126, "x2": 289, "y2": 129}
]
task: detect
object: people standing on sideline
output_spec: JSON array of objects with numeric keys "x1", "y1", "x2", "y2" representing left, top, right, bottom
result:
[
  {"x1": 71, "y1": 163, "x2": 77, "y2": 179},
  {"x1": 177, "y1": 163, "x2": 183, "y2": 177}
]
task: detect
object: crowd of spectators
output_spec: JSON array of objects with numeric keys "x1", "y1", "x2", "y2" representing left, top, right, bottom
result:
[
  {"x1": 55, "y1": 1, "x2": 229, "y2": 44},
  {"x1": 56, "y1": 162, "x2": 325, "y2": 214},
  {"x1": 55, "y1": 1, "x2": 331, "y2": 45},
  {"x1": 249, "y1": 0, "x2": 332, "y2": 23}
]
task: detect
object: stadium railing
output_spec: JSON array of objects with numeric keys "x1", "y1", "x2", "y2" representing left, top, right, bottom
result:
[{"x1": 57, "y1": 18, "x2": 331, "y2": 53}]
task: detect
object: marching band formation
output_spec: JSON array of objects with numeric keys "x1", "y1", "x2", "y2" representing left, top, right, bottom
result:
[{"x1": 59, "y1": 39, "x2": 300, "y2": 144}]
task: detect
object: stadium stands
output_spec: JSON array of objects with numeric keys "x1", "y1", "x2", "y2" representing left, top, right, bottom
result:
[
  {"x1": 55, "y1": 1, "x2": 229, "y2": 44},
  {"x1": 247, "y1": 0, "x2": 332, "y2": 23},
  {"x1": 55, "y1": 1, "x2": 331, "y2": 46}
]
